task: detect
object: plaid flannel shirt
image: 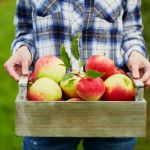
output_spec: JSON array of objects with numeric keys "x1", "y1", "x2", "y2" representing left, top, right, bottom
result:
[{"x1": 12, "y1": 0, "x2": 147, "y2": 70}]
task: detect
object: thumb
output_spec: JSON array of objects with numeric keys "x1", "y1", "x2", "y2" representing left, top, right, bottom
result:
[
  {"x1": 22, "y1": 61, "x2": 29, "y2": 75},
  {"x1": 130, "y1": 64, "x2": 140, "y2": 79}
]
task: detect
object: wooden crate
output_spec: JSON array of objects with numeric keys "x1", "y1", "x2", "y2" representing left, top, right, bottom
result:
[{"x1": 15, "y1": 76, "x2": 146, "y2": 137}]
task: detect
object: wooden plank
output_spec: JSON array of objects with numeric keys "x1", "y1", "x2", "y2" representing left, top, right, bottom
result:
[
  {"x1": 132, "y1": 79, "x2": 144, "y2": 101},
  {"x1": 18, "y1": 75, "x2": 28, "y2": 101},
  {"x1": 15, "y1": 100, "x2": 146, "y2": 137}
]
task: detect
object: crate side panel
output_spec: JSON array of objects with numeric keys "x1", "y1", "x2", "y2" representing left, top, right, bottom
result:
[{"x1": 15, "y1": 101, "x2": 146, "y2": 137}]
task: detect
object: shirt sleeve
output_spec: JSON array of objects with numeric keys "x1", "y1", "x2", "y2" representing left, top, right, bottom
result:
[
  {"x1": 122, "y1": 0, "x2": 148, "y2": 66},
  {"x1": 11, "y1": 0, "x2": 35, "y2": 62}
]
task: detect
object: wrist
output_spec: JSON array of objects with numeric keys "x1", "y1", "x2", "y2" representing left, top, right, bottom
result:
[
  {"x1": 16, "y1": 45, "x2": 32, "y2": 61},
  {"x1": 129, "y1": 50, "x2": 142, "y2": 57},
  {"x1": 128, "y1": 50, "x2": 145, "y2": 62}
]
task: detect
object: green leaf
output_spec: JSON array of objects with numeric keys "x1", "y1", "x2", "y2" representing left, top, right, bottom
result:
[
  {"x1": 64, "y1": 79, "x2": 76, "y2": 87},
  {"x1": 59, "y1": 64, "x2": 66, "y2": 67},
  {"x1": 86, "y1": 70, "x2": 105, "y2": 78},
  {"x1": 60, "y1": 44, "x2": 72, "y2": 69},
  {"x1": 71, "y1": 34, "x2": 80, "y2": 60},
  {"x1": 79, "y1": 60, "x2": 84, "y2": 68},
  {"x1": 61, "y1": 73, "x2": 74, "y2": 82}
]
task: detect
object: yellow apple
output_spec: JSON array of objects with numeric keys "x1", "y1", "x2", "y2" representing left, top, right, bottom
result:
[{"x1": 27, "y1": 77, "x2": 62, "y2": 101}]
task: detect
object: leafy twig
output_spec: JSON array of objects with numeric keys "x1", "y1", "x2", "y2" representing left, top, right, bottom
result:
[
  {"x1": 86, "y1": 70, "x2": 105, "y2": 78},
  {"x1": 60, "y1": 44, "x2": 72, "y2": 69},
  {"x1": 71, "y1": 33, "x2": 80, "y2": 60}
]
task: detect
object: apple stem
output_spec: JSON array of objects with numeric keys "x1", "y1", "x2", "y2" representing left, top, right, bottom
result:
[{"x1": 75, "y1": 72, "x2": 84, "y2": 79}]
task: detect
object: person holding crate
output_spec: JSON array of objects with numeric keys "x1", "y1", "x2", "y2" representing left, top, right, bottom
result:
[{"x1": 4, "y1": 0, "x2": 150, "y2": 150}]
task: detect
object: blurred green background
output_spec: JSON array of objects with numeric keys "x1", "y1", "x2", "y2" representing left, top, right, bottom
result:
[{"x1": 0, "y1": 0, "x2": 150, "y2": 149}]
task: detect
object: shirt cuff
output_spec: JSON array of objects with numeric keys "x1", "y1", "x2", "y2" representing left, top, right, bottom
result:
[{"x1": 124, "y1": 45, "x2": 147, "y2": 67}]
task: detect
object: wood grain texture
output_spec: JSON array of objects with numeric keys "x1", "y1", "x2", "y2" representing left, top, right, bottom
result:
[{"x1": 15, "y1": 99, "x2": 146, "y2": 137}]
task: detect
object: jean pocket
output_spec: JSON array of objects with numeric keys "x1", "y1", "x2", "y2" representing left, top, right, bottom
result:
[
  {"x1": 94, "y1": 0, "x2": 124, "y2": 22},
  {"x1": 31, "y1": 0, "x2": 61, "y2": 17}
]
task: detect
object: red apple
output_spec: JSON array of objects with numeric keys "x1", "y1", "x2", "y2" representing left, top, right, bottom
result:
[
  {"x1": 102, "y1": 74, "x2": 135, "y2": 101},
  {"x1": 34, "y1": 55, "x2": 66, "y2": 83},
  {"x1": 27, "y1": 77, "x2": 62, "y2": 101},
  {"x1": 113, "y1": 66, "x2": 127, "y2": 76},
  {"x1": 85, "y1": 55, "x2": 115, "y2": 80},
  {"x1": 28, "y1": 72, "x2": 36, "y2": 83},
  {"x1": 76, "y1": 77, "x2": 105, "y2": 101}
]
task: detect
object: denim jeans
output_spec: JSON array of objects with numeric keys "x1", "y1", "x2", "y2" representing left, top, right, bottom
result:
[{"x1": 23, "y1": 137, "x2": 136, "y2": 150}]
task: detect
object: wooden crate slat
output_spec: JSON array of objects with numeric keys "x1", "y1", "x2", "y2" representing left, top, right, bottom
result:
[{"x1": 15, "y1": 100, "x2": 146, "y2": 137}]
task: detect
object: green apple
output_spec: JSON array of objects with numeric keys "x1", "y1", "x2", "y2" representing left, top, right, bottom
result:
[{"x1": 60, "y1": 74, "x2": 81, "y2": 98}]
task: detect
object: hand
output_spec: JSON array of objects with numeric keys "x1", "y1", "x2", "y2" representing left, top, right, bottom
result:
[
  {"x1": 4, "y1": 46, "x2": 32, "y2": 81},
  {"x1": 128, "y1": 50, "x2": 150, "y2": 87}
]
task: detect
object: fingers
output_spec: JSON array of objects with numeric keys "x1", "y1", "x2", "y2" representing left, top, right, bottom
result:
[
  {"x1": 130, "y1": 64, "x2": 140, "y2": 79},
  {"x1": 140, "y1": 65, "x2": 150, "y2": 87},
  {"x1": 4, "y1": 62, "x2": 20, "y2": 81},
  {"x1": 22, "y1": 60, "x2": 29, "y2": 75},
  {"x1": 4, "y1": 46, "x2": 32, "y2": 80},
  {"x1": 128, "y1": 52, "x2": 150, "y2": 87},
  {"x1": 145, "y1": 80, "x2": 150, "y2": 87},
  {"x1": 140, "y1": 69, "x2": 150, "y2": 83}
]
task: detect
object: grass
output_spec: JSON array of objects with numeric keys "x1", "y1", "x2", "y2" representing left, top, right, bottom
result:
[
  {"x1": 0, "y1": 0, "x2": 23, "y2": 150},
  {"x1": 0, "y1": 0, "x2": 150, "y2": 149}
]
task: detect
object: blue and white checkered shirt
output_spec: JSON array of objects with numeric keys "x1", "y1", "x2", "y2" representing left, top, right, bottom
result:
[{"x1": 12, "y1": 0, "x2": 147, "y2": 70}]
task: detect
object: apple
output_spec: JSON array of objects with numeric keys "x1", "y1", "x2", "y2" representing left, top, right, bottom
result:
[
  {"x1": 28, "y1": 72, "x2": 36, "y2": 88},
  {"x1": 76, "y1": 77, "x2": 105, "y2": 101},
  {"x1": 113, "y1": 66, "x2": 127, "y2": 76},
  {"x1": 102, "y1": 74, "x2": 135, "y2": 101},
  {"x1": 67, "y1": 98, "x2": 83, "y2": 101},
  {"x1": 60, "y1": 74, "x2": 81, "y2": 98},
  {"x1": 34, "y1": 55, "x2": 66, "y2": 83},
  {"x1": 27, "y1": 77, "x2": 62, "y2": 101},
  {"x1": 28, "y1": 72, "x2": 36, "y2": 82},
  {"x1": 85, "y1": 55, "x2": 115, "y2": 80},
  {"x1": 60, "y1": 71, "x2": 85, "y2": 98}
]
